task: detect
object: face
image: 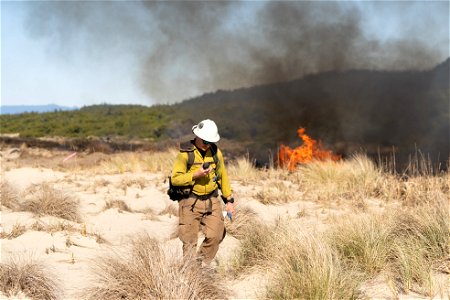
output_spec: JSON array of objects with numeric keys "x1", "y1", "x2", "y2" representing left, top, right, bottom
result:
[{"x1": 195, "y1": 137, "x2": 211, "y2": 150}]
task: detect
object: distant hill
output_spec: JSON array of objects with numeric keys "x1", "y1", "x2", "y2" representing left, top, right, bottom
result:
[
  {"x1": 170, "y1": 58, "x2": 449, "y2": 167},
  {"x1": 0, "y1": 104, "x2": 78, "y2": 115},
  {"x1": 1, "y1": 59, "x2": 448, "y2": 170}
]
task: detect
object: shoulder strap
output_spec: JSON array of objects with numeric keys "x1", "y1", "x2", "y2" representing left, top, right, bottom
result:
[
  {"x1": 180, "y1": 140, "x2": 195, "y2": 171},
  {"x1": 179, "y1": 140, "x2": 219, "y2": 171},
  {"x1": 210, "y1": 143, "x2": 219, "y2": 166},
  {"x1": 187, "y1": 151, "x2": 195, "y2": 170}
]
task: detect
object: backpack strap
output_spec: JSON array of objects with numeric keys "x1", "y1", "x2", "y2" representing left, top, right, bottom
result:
[
  {"x1": 179, "y1": 140, "x2": 219, "y2": 171},
  {"x1": 180, "y1": 140, "x2": 195, "y2": 171},
  {"x1": 209, "y1": 143, "x2": 219, "y2": 167}
]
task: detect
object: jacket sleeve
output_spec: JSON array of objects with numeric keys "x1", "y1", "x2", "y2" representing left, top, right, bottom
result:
[
  {"x1": 171, "y1": 152, "x2": 195, "y2": 186},
  {"x1": 216, "y1": 149, "x2": 233, "y2": 198}
]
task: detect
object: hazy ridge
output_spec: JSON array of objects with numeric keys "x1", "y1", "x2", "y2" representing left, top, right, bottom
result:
[
  {"x1": 1, "y1": 59, "x2": 448, "y2": 168},
  {"x1": 0, "y1": 104, "x2": 78, "y2": 115}
]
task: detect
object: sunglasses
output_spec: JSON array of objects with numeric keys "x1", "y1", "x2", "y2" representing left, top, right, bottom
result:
[{"x1": 202, "y1": 139, "x2": 210, "y2": 145}]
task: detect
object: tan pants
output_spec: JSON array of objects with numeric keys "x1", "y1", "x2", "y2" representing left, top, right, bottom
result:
[{"x1": 178, "y1": 195, "x2": 226, "y2": 264}]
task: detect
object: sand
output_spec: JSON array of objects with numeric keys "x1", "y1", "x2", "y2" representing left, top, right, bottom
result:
[{"x1": 1, "y1": 149, "x2": 448, "y2": 299}]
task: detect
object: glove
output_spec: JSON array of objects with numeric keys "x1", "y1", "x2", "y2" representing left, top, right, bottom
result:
[{"x1": 221, "y1": 195, "x2": 234, "y2": 204}]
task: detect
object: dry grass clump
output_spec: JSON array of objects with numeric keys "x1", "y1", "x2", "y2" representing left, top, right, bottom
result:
[
  {"x1": 379, "y1": 174, "x2": 449, "y2": 205},
  {"x1": 224, "y1": 203, "x2": 259, "y2": 239},
  {"x1": 297, "y1": 154, "x2": 381, "y2": 204},
  {"x1": 229, "y1": 190, "x2": 447, "y2": 298},
  {"x1": 83, "y1": 233, "x2": 228, "y2": 300},
  {"x1": 390, "y1": 199, "x2": 448, "y2": 261},
  {"x1": 255, "y1": 181, "x2": 296, "y2": 204},
  {"x1": 159, "y1": 202, "x2": 178, "y2": 217},
  {"x1": 389, "y1": 239, "x2": 436, "y2": 295},
  {"x1": 231, "y1": 220, "x2": 282, "y2": 274},
  {"x1": 93, "y1": 178, "x2": 111, "y2": 188},
  {"x1": 328, "y1": 213, "x2": 392, "y2": 275},
  {"x1": 21, "y1": 183, "x2": 80, "y2": 222},
  {"x1": 104, "y1": 199, "x2": 132, "y2": 213},
  {"x1": 388, "y1": 201, "x2": 448, "y2": 296},
  {"x1": 0, "y1": 223, "x2": 27, "y2": 239},
  {"x1": 227, "y1": 156, "x2": 265, "y2": 184},
  {"x1": 0, "y1": 257, "x2": 59, "y2": 300},
  {"x1": 267, "y1": 230, "x2": 362, "y2": 300},
  {"x1": 30, "y1": 220, "x2": 75, "y2": 233},
  {"x1": 228, "y1": 155, "x2": 293, "y2": 184},
  {"x1": 1, "y1": 180, "x2": 21, "y2": 211},
  {"x1": 98, "y1": 149, "x2": 177, "y2": 174},
  {"x1": 389, "y1": 199, "x2": 448, "y2": 295},
  {"x1": 327, "y1": 198, "x2": 448, "y2": 297},
  {"x1": 119, "y1": 177, "x2": 147, "y2": 191}
]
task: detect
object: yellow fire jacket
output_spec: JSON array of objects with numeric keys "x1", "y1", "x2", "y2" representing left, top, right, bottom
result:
[{"x1": 171, "y1": 143, "x2": 232, "y2": 198}]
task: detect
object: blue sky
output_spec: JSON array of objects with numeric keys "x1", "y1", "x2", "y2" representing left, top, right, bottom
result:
[{"x1": 1, "y1": 1, "x2": 449, "y2": 107}]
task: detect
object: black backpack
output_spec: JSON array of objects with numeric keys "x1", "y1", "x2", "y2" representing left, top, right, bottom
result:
[{"x1": 167, "y1": 141, "x2": 219, "y2": 201}]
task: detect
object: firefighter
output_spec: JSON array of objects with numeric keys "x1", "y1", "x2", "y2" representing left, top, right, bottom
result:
[{"x1": 170, "y1": 119, "x2": 234, "y2": 266}]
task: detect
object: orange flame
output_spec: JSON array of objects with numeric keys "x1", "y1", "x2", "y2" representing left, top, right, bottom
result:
[{"x1": 278, "y1": 127, "x2": 340, "y2": 170}]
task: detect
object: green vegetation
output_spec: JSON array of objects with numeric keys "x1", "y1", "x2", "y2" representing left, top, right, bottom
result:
[{"x1": 0, "y1": 104, "x2": 176, "y2": 140}]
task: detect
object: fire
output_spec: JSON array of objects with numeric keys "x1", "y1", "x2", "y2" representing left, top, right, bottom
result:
[{"x1": 278, "y1": 127, "x2": 340, "y2": 170}]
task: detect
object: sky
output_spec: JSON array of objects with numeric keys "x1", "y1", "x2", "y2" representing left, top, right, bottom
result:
[{"x1": 1, "y1": 1, "x2": 449, "y2": 107}]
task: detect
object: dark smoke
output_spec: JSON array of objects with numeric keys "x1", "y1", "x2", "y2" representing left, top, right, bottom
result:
[{"x1": 21, "y1": 1, "x2": 448, "y2": 104}]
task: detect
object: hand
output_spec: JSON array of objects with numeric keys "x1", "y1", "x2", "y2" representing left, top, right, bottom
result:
[
  {"x1": 226, "y1": 202, "x2": 235, "y2": 222},
  {"x1": 226, "y1": 202, "x2": 235, "y2": 214},
  {"x1": 193, "y1": 166, "x2": 211, "y2": 179}
]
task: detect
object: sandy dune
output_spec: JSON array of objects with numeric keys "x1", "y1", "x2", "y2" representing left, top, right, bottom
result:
[{"x1": 1, "y1": 149, "x2": 448, "y2": 299}]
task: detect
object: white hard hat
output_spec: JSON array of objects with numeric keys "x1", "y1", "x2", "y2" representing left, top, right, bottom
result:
[{"x1": 192, "y1": 119, "x2": 220, "y2": 143}]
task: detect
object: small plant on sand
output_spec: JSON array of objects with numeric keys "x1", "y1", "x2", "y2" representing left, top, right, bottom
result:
[
  {"x1": 83, "y1": 233, "x2": 228, "y2": 299},
  {"x1": 0, "y1": 257, "x2": 59, "y2": 300},
  {"x1": 104, "y1": 199, "x2": 132, "y2": 213},
  {"x1": 120, "y1": 177, "x2": 147, "y2": 190},
  {"x1": 0, "y1": 223, "x2": 27, "y2": 239},
  {"x1": 30, "y1": 220, "x2": 76, "y2": 234},
  {"x1": 21, "y1": 183, "x2": 80, "y2": 222}
]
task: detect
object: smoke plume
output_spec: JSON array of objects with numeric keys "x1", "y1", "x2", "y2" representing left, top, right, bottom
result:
[{"x1": 22, "y1": 1, "x2": 448, "y2": 104}]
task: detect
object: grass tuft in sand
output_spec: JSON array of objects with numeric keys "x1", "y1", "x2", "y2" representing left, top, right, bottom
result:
[
  {"x1": 1, "y1": 180, "x2": 21, "y2": 211},
  {"x1": 83, "y1": 233, "x2": 228, "y2": 300},
  {"x1": 21, "y1": 183, "x2": 80, "y2": 222},
  {"x1": 267, "y1": 230, "x2": 362, "y2": 300},
  {"x1": 0, "y1": 257, "x2": 59, "y2": 300},
  {"x1": 224, "y1": 203, "x2": 259, "y2": 240}
]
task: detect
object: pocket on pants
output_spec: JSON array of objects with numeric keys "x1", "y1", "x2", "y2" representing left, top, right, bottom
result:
[{"x1": 178, "y1": 198, "x2": 195, "y2": 225}]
